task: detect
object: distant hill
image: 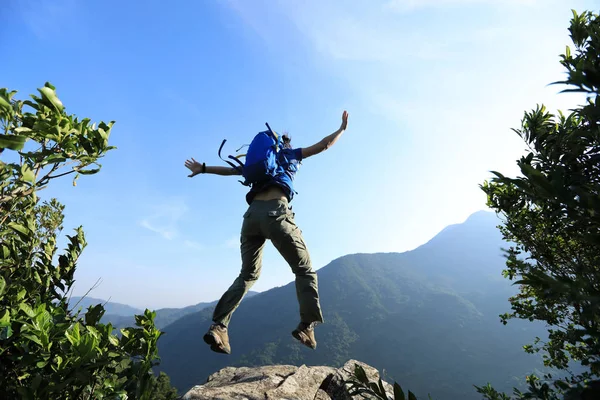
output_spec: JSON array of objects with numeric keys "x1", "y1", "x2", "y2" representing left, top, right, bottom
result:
[
  {"x1": 71, "y1": 292, "x2": 259, "y2": 330},
  {"x1": 155, "y1": 211, "x2": 551, "y2": 399},
  {"x1": 68, "y1": 296, "x2": 143, "y2": 317}
]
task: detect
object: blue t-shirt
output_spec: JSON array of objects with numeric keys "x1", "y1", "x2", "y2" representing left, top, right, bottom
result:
[{"x1": 246, "y1": 147, "x2": 302, "y2": 205}]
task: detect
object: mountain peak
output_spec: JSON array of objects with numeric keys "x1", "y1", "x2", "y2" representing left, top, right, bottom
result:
[
  {"x1": 419, "y1": 209, "x2": 502, "y2": 250},
  {"x1": 464, "y1": 209, "x2": 498, "y2": 224}
]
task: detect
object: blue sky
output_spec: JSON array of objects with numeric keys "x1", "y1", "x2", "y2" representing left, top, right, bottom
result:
[{"x1": 2, "y1": 0, "x2": 594, "y2": 309}]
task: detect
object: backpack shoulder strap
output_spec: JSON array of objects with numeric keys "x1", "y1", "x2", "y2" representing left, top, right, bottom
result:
[{"x1": 218, "y1": 139, "x2": 244, "y2": 174}]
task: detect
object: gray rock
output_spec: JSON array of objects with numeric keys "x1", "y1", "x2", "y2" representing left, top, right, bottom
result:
[
  {"x1": 182, "y1": 359, "x2": 392, "y2": 400},
  {"x1": 322, "y1": 359, "x2": 394, "y2": 400}
]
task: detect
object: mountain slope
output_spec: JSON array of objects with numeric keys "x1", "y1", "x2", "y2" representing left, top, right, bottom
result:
[{"x1": 156, "y1": 211, "x2": 548, "y2": 399}]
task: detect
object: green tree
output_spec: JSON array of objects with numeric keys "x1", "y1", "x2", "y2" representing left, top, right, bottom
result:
[
  {"x1": 148, "y1": 372, "x2": 179, "y2": 400},
  {"x1": 479, "y1": 9, "x2": 600, "y2": 400},
  {"x1": 0, "y1": 83, "x2": 165, "y2": 399}
]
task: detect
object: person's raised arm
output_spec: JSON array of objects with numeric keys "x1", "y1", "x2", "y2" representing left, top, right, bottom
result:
[
  {"x1": 301, "y1": 110, "x2": 349, "y2": 159},
  {"x1": 185, "y1": 158, "x2": 242, "y2": 177}
]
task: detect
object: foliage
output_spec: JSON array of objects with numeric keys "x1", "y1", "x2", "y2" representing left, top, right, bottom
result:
[
  {"x1": 148, "y1": 372, "x2": 178, "y2": 400},
  {"x1": 0, "y1": 83, "x2": 165, "y2": 399},
  {"x1": 479, "y1": 9, "x2": 600, "y2": 400},
  {"x1": 346, "y1": 363, "x2": 429, "y2": 400}
]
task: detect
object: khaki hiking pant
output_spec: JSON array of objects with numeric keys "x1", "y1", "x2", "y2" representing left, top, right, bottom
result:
[{"x1": 212, "y1": 198, "x2": 324, "y2": 327}]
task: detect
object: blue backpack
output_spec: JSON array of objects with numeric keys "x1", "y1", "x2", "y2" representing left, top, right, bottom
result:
[{"x1": 219, "y1": 123, "x2": 286, "y2": 187}]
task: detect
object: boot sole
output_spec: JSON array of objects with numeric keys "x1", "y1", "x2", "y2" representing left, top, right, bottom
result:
[
  {"x1": 292, "y1": 329, "x2": 317, "y2": 349},
  {"x1": 203, "y1": 332, "x2": 231, "y2": 354}
]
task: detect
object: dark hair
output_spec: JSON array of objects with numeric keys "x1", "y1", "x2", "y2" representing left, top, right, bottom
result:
[{"x1": 282, "y1": 132, "x2": 292, "y2": 149}]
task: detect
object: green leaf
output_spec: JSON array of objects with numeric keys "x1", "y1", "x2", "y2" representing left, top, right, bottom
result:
[
  {"x1": 66, "y1": 323, "x2": 81, "y2": 346},
  {"x1": 17, "y1": 372, "x2": 30, "y2": 381},
  {"x1": 14, "y1": 127, "x2": 32, "y2": 134},
  {"x1": 31, "y1": 374, "x2": 42, "y2": 391},
  {"x1": 0, "y1": 326, "x2": 13, "y2": 340},
  {"x1": 108, "y1": 335, "x2": 119, "y2": 347},
  {"x1": 0, "y1": 135, "x2": 28, "y2": 151},
  {"x1": 368, "y1": 382, "x2": 381, "y2": 394},
  {"x1": 354, "y1": 364, "x2": 370, "y2": 384},
  {"x1": 43, "y1": 154, "x2": 67, "y2": 164},
  {"x1": 38, "y1": 86, "x2": 64, "y2": 112},
  {"x1": 75, "y1": 168, "x2": 100, "y2": 175},
  {"x1": 23, "y1": 333, "x2": 43, "y2": 346},
  {"x1": 0, "y1": 276, "x2": 5, "y2": 296},
  {"x1": 35, "y1": 308, "x2": 51, "y2": 329},
  {"x1": 0, "y1": 310, "x2": 11, "y2": 339},
  {"x1": 84, "y1": 304, "x2": 105, "y2": 326},
  {"x1": 378, "y1": 378, "x2": 387, "y2": 397},
  {"x1": 0, "y1": 93, "x2": 11, "y2": 112},
  {"x1": 0, "y1": 310, "x2": 9, "y2": 327},
  {"x1": 8, "y1": 222, "x2": 30, "y2": 237},
  {"x1": 408, "y1": 391, "x2": 417, "y2": 400},
  {"x1": 77, "y1": 334, "x2": 97, "y2": 359},
  {"x1": 394, "y1": 383, "x2": 405, "y2": 400},
  {"x1": 30, "y1": 271, "x2": 42, "y2": 286},
  {"x1": 19, "y1": 303, "x2": 36, "y2": 318},
  {"x1": 554, "y1": 380, "x2": 571, "y2": 390}
]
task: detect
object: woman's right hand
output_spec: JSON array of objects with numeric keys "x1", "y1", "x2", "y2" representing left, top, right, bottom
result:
[
  {"x1": 185, "y1": 158, "x2": 204, "y2": 177},
  {"x1": 340, "y1": 110, "x2": 349, "y2": 131}
]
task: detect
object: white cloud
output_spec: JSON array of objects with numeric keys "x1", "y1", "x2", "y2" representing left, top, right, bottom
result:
[
  {"x1": 261, "y1": 0, "x2": 582, "y2": 118},
  {"x1": 139, "y1": 220, "x2": 176, "y2": 240},
  {"x1": 271, "y1": 1, "x2": 435, "y2": 63},
  {"x1": 228, "y1": 0, "x2": 521, "y2": 63},
  {"x1": 139, "y1": 198, "x2": 189, "y2": 240},
  {"x1": 307, "y1": 18, "x2": 444, "y2": 62},
  {"x1": 225, "y1": 0, "x2": 546, "y2": 66}
]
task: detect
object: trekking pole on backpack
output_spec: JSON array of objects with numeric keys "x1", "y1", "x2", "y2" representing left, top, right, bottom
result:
[
  {"x1": 265, "y1": 122, "x2": 278, "y2": 141},
  {"x1": 265, "y1": 122, "x2": 273, "y2": 134}
]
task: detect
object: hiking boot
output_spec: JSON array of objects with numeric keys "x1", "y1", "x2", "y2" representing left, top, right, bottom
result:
[
  {"x1": 203, "y1": 323, "x2": 231, "y2": 354},
  {"x1": 292, "y1": 322, "x2": 317, "y2": 349}
]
